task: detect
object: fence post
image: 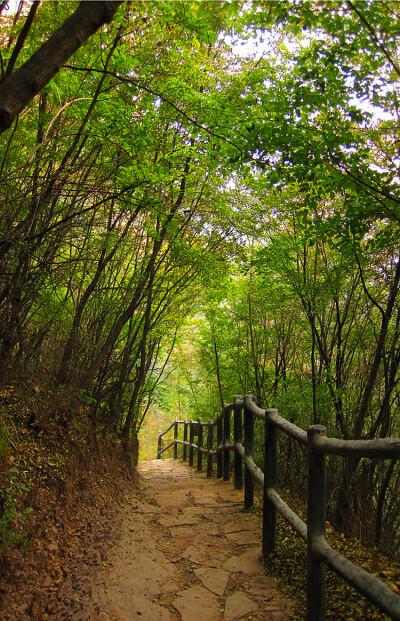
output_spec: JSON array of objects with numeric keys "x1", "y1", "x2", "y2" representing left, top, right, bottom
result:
[
  {"x1": 233, "y1": 395, "x2": 243, "y2": 490},
  {"x1": 307, "y1": 425, "x2": 327, "y2": 621},
  {"x1": 183, "y1": 421, "x2": 188, "y2": 461},
  {"x1": 157, "y1": 432, "x2": 162, "y2": 459},
  {"x1": 189, "y1": 421, "x2": 194, "y2": 467},
  {"x1": 223, "y1": 407, "x2": 231, "y2": 481},
  {"x1": 173, "y1": 420, "x2": 178, "y2": 459},
  {"x1": 217, "y1": 413, "x2": 223, "y2": 478},
  {"x1": 207, "y1": 422, "x2": 214, "y2": 478},
  {"x1": 263, "y1": 410, "x2": 277, "y2": 557},
  {"x1": 197, "y1": 419, "x2": 203, "y2": 472},
  {"x1": 244, "y1": 394, "x2": 255, "y2": 509}
]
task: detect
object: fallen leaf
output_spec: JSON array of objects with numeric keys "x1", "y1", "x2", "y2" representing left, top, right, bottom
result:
[{"x1": 42, "y1": 575, "x2": 52, "y2": 588}]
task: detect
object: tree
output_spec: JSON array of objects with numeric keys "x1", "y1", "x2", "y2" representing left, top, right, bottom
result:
[{"x1": 0, "y1": 1, "x2": 124, "y2": 133}]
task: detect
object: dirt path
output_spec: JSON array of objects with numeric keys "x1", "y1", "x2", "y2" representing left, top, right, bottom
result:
[{"x1": 91, "y1": 458, "x2": 293, "y2": 621}]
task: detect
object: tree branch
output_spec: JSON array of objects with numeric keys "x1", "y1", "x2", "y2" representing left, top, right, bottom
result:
[
  {"x1": 347, "y1": 1, "x2": 400, "y2": 80},
  {"x1": 3, "y1": 0, "x2": 41, "y2": 80}
]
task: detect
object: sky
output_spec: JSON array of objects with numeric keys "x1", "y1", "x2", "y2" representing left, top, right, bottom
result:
[{"x1": 2, "y1": 0, "x2": 19, "y2": 14}]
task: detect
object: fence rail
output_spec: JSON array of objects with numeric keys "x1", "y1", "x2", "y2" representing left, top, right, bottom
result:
[{"x1": 157, "y1": 394, "x2": 400, "y2": 621}]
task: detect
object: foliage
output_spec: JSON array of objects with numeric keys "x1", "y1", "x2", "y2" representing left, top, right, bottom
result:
[
  {"x1": 0, "y1": 467, "x2": 32, "y2": 550},
  {"x1": 2, "y1": 0, "x2": 400, "y2": 564}
]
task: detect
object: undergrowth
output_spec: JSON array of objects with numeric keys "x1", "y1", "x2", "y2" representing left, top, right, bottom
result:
[
  {"x1": 252, "y1": 489, "x2": 400, "y2": 620},
  {"x1": 0, "y1": 466, "x2": 32, "y2": 551}
]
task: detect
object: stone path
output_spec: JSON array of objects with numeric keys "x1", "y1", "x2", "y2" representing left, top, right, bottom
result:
[{"x1": 92, "y1": 459, "x2": 294, "y2": 620}]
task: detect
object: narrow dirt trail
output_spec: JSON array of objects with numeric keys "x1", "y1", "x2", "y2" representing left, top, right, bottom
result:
[{"x1": 91, "y1": 458, "x2": 293, "y2": 621}]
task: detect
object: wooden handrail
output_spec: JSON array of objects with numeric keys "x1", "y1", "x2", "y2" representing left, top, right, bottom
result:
[{"x1": 156, "y1": 396, "x2": 400, "y2": 620}]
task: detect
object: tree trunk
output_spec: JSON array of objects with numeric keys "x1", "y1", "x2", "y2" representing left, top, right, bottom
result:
[
  {"x1": 353, "y1": 255, "x2": 400, "y2": 438},
  {"x1": 210, "y1": 322, "x2": 225, "y2": 411},
  {"x1": 375, "y1": 459, "x2": 396, "y2": 544}
]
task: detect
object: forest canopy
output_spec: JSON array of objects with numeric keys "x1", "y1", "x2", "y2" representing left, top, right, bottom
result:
[{"x1": 1, "y1": 0, "x2": 400, "y2": 549}]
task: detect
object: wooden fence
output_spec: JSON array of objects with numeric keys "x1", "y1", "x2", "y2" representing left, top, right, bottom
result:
[{"x1": 157, "y1": 394, "x2": 400, "y2": 621}]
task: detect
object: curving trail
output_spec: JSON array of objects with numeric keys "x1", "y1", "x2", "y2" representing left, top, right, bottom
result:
[{"x1": 91, "y1": 458, "x2": 293, "y2": 621}]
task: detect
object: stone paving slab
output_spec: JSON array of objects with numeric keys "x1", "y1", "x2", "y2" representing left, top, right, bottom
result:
[
  {"x1": 222, "y1": 518, "x2": 258, "y2": 533},
  {"x1": 225, "y1": 530, "x2": 260, "y2": 546},
  {"x1": 194, "y1": 568, "x2": 230, "y2": 596},
  {"x1": 224, "y1": 591, "x2": 259, "y2": 620},
  {"x1": 172, "y1": 585, "x2": 222, "y2": 621}
]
